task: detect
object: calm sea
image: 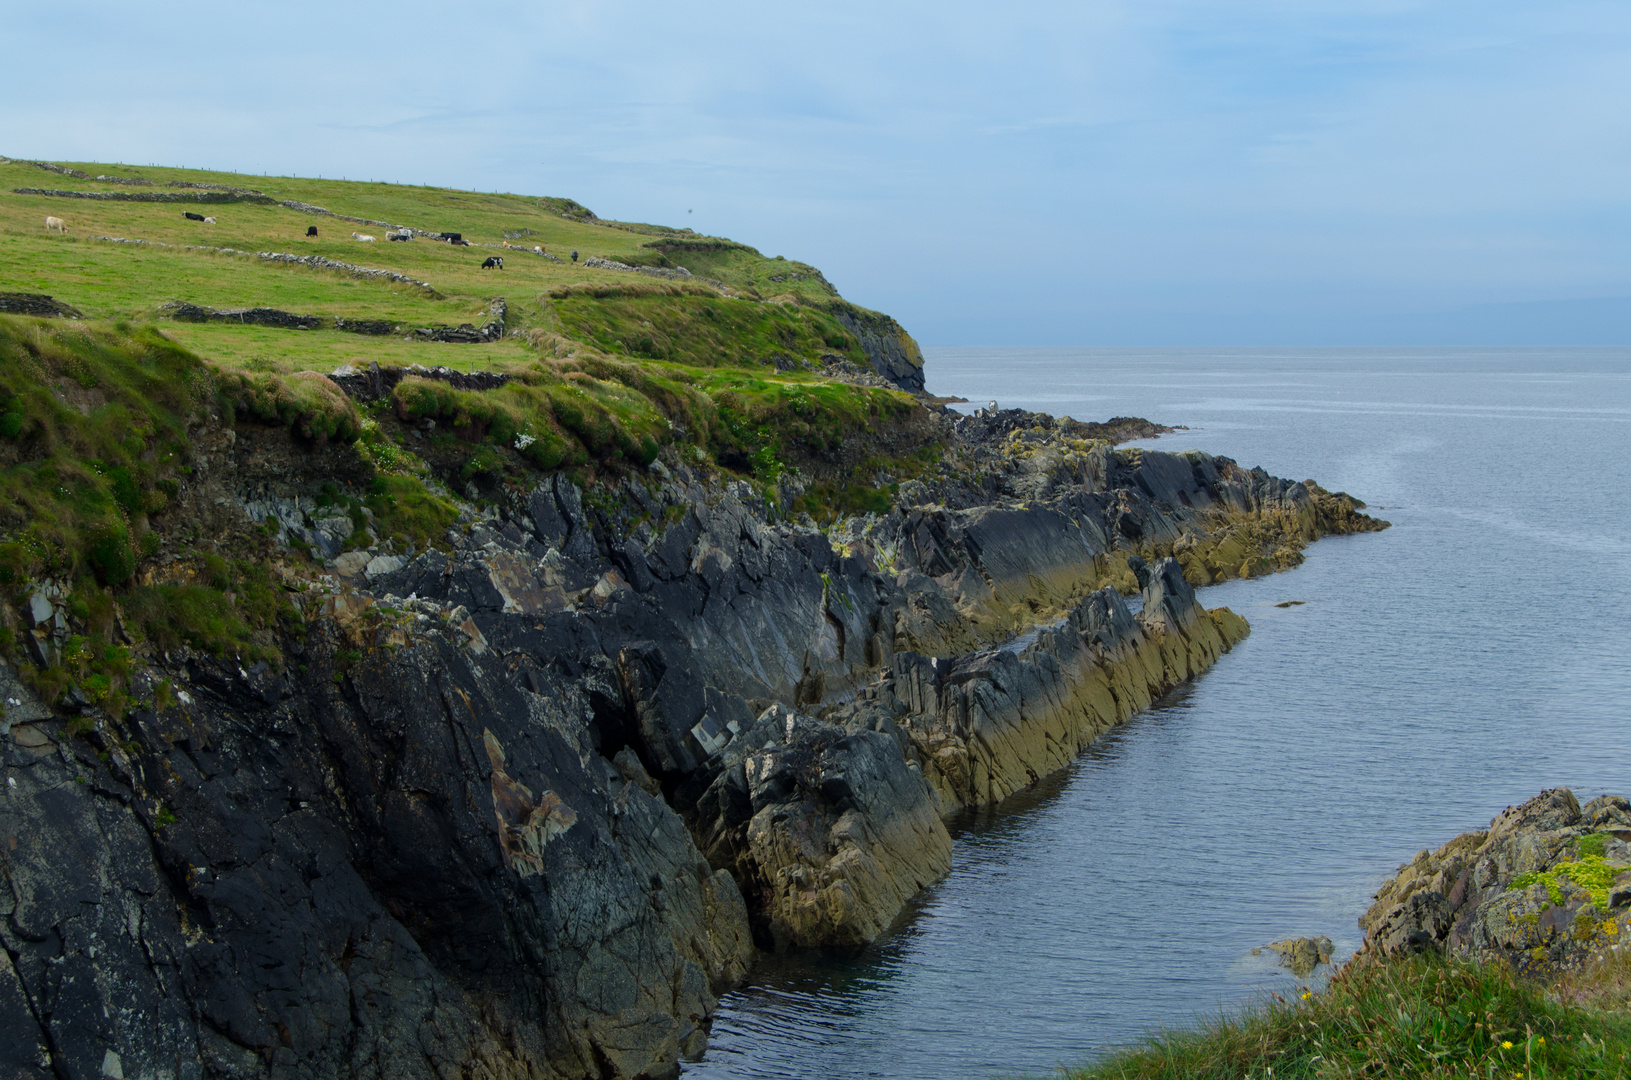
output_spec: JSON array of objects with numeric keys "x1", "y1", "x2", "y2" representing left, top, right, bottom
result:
[{"x1": 686, "y1": 347, "x2": 1631, "y2": 1080}]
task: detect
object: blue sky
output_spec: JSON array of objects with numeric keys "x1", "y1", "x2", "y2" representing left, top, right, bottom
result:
[{"x1": 4, "y1": 0, "x2": 1629, "y2": 344}]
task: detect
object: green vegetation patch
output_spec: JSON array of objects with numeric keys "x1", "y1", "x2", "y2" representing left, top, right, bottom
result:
[
  {"x1": 548, "y1": 292, "x2": 866, "y2": 370},
  {"x1": 364, "y1": 474, "x2": 458, "y2": 548},
  {"x1": 391, "y1": 365, "x2": 675, "y2": 470},
  {"x1": 0, "y1": 315, "x2": 202, "y2": 584},
  {"x1": 1511, "y1": 852, "x2": 1626, "y2": 910},
  {"x1": 217, "y1": 368, "x2": 361, "y2": 442},
  {"x1": 123, "y1": 556, "x2": 299, "y2": 663},
  {"x1": 1060, "y1": 953, "x2": 1631, "y2": 1080}
]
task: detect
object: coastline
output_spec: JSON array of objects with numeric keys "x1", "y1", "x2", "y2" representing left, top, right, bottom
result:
[{"x1": 0, "y1": 318, "x2": 1387, "y2": 1079}]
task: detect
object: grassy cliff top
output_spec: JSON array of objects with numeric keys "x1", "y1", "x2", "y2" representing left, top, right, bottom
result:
[
  {"x1": 0, "y1": 157, "x2": 947, "y2": 598},
  {"x1": 0, "y1": 155, "x2": 918, "y2": 380},
  {"x1": 0, "y1": 157, "x2": 944, "y2": 713}
]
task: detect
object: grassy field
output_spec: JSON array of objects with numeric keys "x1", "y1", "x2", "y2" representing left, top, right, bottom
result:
[
  {"x1": 0, "y1": 154, "x2": 931, "y2": 481},
  {"x1": 0, "y1": 156, "x2": 869, "y2": 370}
]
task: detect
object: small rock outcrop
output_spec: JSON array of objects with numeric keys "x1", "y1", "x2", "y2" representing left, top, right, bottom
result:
[
  {"x1": 1267, "y1": 936, "x2": 1335, "y2": 976},
  {"x1": 0, "y1": 292, "x2": 84, "y2": 318},
  {"x1": 1358, "y1": 788, "x2": 1631, "y2": 978},
  {"x1": 683, "y1": 705, "x2": 952, "y2": 950}
]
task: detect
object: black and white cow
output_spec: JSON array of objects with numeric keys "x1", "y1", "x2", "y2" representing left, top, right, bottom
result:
[{"x1": 481, "y1": 256, "x2": 504, "y2": 270}]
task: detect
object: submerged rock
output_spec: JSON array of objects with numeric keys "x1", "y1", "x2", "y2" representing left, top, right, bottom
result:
[{"x1": 1268, "y1": 936, "x2": 1335, "y2": 976}]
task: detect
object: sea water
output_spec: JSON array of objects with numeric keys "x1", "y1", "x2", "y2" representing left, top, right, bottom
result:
[{"x1": 686, "y1": 347, "x2": 1631, "y2": 1080}]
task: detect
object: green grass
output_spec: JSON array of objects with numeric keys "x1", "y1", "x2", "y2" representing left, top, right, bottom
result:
[
  {"x1": 547, "y1": 290, "x2": 867, "y2": 369},
  {"x1": 0, "y1": 315, "x2": 203, "y2": 585},
  {"x1": 362, "y1": 474, "x2": 459, "y2": 548},
  {"x1": 0, "y1": 157, "x2": 914, "y2": 378},
  {"x1": 1058, "y1": 954, "x2": 1631, "y2": 1079}
]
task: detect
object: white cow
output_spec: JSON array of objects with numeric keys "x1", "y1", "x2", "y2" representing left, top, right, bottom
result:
[
  {"x1": 203, "y1": 216, "x2": 217, "y2": 224},
  {"x1": 44, "y1": 216, "x2": 67, "y2": 233},
  {"x1": 351, "y1": 232, "x2": 376, "y2": 242}
]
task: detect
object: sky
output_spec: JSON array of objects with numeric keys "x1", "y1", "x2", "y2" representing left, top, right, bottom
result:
[{"x1": 3, "y1": 0, "x2": 1629, "y2": 345}]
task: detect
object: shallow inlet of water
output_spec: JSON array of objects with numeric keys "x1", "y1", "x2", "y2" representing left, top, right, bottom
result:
[{"x1": 686, "y1": 348, "x2": 1631, "y2": 1080}]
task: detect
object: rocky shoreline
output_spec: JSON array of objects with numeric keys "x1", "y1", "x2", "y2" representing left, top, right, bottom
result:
[
  {"x1": 1359, "y1": 788, "x2": 1631, "y2": 978},
  {"x1": 1, "y1": 394, "x2": 1386, "y2": 1079}
]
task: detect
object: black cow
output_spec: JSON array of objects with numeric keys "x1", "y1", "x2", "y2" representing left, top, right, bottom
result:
[
  {"x1": 570, "y1": 250, "x2": 579, "y2": 263},
  {"x1": 481, "y1": 256, "x2": 504, "y2": 270},
  {"x1": 184, "y1": 212, "x2": 205, "y2": 222},
  {"x1": 306, "y1": 225, "x2": 318, "y2": 237}
]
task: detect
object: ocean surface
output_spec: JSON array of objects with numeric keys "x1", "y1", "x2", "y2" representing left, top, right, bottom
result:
[{"x1": 685, "y1": 347, "x2": 1631, "y2": 1080}]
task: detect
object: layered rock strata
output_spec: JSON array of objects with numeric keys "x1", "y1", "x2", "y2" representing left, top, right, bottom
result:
[
  {"x1": 841, "y1": 557, "x2": 1248, "y2": 814},
  {"x1": 1359, "y1": 788, "x2": 1631, "y2": 978}
]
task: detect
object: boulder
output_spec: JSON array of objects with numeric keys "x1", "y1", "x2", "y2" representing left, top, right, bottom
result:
[
  {"x1": 1267, "y1": 936, "x2": 1334, "y2": 976},
  {"x1": 685, "y1": 705, "x2": 952, "y2": 950}
]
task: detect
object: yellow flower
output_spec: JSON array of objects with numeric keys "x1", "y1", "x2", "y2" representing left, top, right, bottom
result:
[
  {"x1": 1501, "y1": 1041, "x2": 1514, "y2": 1050},
  {"x1": 1301, "y1": 992, "x2": 1312, "y2": 1000},
  {"x1": 1537, "y1": 1037, "x2": 1545, "y2": 1045}
]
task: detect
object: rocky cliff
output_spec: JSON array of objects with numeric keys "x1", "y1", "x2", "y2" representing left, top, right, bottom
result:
[
  {"x1": 1, "y1": 387, "x2": 1385, "y2": 1079},
  {"x1": 1359, "y1": 788, "x2": 1631, "y2": 980}
]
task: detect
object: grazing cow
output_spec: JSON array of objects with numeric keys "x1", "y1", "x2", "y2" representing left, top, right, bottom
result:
[
  {"x1": 184, "y1": 212, "x2": 206, "y2": 222},
  {"x1": 533, "y1": 245, "x2": 544, "y2": 254},
  {"x1": 351, "y1": 232, "x2": 376, "y2": 242},
  {"x1": 306, "y1": 225, "x2": 318, "y2": 237},
  {"x1": 203, "y1": 216, "x2": 216, "y2": 224},
  {"x1": 570, "y1": 250, "x2": 578, "y2": 263},
  {"x1": 44, "y1": 216, "x2": 66, "y2": 233},
  {"x1": 481, "y1": 256, "x2": 504, "y2": 270}
]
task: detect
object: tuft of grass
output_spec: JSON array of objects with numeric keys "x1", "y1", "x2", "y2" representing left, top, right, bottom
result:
[
  {"x1": 0, "y1": 316, "x2": 203, "y2": 584},
  {"x1": 1057, "y1": 953, "x2": 1631, "y2": 1080},
  {"x1": 217, "y1": 368, "x2": 361, "y2": 442},
  {"x1": 122, "y1": 557, "x2": 299, "y2": 664},
  {"x1": 390, "y1": 365, "x2": 671, "y2": 469},
  {"x1": 364, "y1": 473, "x2": 458, "y2": 548}
]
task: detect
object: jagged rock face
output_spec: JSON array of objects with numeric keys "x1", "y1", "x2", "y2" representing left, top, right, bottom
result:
[
  {"x1": 1359, "y1": 788, "x2": 1631, "y2": 978},
  {"x1": 0, "y1": 635, "x2": 751, "y2": 1080},
  {"x1": 830, "y1": 310, "x2": 924, "y2": 392},
  {"x1": 2, "y1": 411, "x2": 1382, "y2": 1078},
  {"x1": 682, "y1": 705, "x2": 952, "y2": 951},
  {"x1": 837, "y1": 557, "x2": 1249, "y2": 814}
]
